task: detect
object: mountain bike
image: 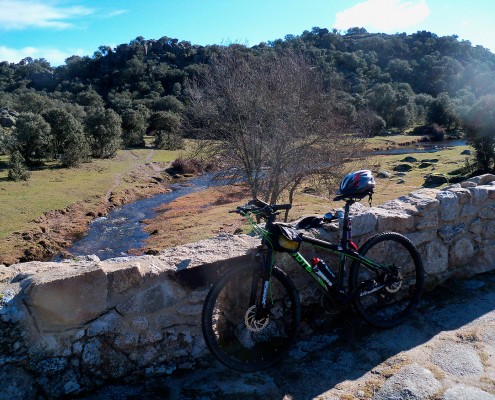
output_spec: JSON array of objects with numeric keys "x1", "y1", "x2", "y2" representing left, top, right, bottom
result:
[{"x1": 201, "y1": 188, "x2": 424, "y2": 372}]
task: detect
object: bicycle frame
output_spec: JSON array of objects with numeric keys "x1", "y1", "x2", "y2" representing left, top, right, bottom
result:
[{"x1": 256, "y1": 199, "x2": 393, "y2": 307}]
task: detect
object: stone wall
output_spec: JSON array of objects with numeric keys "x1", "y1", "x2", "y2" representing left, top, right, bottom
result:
[{"x1": 0, "y1": 174, "x2": 494, "y2": 398}]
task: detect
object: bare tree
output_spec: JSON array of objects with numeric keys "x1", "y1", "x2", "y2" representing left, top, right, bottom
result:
[{"x1": 186, "y1": 47, "x2": 365, "y2": 206}]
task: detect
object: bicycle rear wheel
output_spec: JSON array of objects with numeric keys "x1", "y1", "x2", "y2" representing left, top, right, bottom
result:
[
  {"x1": 201, "y1": 264, "x2": 300, "y2": 371},
  {"x1": 350, "y1": 232, "x2": 424, "y2": 328}
]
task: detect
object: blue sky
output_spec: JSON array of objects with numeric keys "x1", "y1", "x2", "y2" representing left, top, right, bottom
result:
[{"x1": 1, "y1": 0, "x2": 495, "y2": 66}]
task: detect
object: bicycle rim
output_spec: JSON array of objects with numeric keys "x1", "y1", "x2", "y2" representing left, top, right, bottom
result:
[
  {"x1": 350, "y1": 232, "x2": 424, "y2": 328},
  {"x1": 201, "y1": 264, "x2": 300, "y2": 371}
]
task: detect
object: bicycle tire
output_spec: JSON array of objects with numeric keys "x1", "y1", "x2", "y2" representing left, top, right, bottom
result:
[
  {"x1": 349, "y1": 232, "x2": 424, "y2": 328},
  {"x1": 201, "y1": 264, "x2": 300, "y2": 371}
]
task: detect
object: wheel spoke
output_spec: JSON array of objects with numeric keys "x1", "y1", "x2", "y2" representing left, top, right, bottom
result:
[{"x1": 351, "y1": 232, "x2": 424, "y2": 328}]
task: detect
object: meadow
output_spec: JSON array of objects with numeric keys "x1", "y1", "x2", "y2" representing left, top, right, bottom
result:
[{"x1": 0, "y1": 136, "x2": 473, "y2": 263}]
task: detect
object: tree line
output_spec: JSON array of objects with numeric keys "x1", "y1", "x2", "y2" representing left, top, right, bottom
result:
[{"x1": 0, "y1": 27, "x2": 494, "y2": 200}]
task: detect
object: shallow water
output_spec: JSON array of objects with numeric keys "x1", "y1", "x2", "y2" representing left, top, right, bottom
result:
[
  {"x1": 372, "y1": 139, "x2": 467, "y2": 155},
  {"x1": 59, "y1": 174, "x2": 223, "y2": 260}
]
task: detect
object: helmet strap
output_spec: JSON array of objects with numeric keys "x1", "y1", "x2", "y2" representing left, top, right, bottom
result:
[{"x1": 368, "y1": 193, "x2": 373, "y2": 207}]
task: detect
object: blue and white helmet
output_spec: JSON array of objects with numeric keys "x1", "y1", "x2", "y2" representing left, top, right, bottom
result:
[{"x1": 337, "y1": 170, "x2": 375, "y2": 196}]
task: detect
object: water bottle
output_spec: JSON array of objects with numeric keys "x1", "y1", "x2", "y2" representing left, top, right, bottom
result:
[{"x1": 311, "y1": 257, "x2": 336, "y2": 286}]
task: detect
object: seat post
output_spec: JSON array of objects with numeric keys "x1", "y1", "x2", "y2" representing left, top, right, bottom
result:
[{"x1": 340, "y1": 200, "x2": 354, "y2": 250}]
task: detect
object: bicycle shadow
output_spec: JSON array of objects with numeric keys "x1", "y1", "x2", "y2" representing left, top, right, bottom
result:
[
  {"x1": 267, "y1": 271, "x2": 495, "y2": 399},
  {"x1": 172, "y1": 271, "x2": 495, "y2": 400}
]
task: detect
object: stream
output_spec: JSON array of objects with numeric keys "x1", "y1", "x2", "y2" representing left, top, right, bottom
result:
[
  {"x1": 59, "y1": 140, "x2": 467, "y2": 261},
  {"x1": 59, "y1": 174, "x2": 222, "y2": 261},
  {"x1": 371, "y1": 139, "x2": 467, "y2": 155}
]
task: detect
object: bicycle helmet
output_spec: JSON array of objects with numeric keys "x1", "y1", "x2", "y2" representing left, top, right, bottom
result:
[{"x1": 336, "y1": 170, "x2": 375, "y2": 197}]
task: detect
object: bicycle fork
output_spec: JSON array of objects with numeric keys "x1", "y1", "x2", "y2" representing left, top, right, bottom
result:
[{"x1": 251, "y1": 247, "x2": 274, "y2": 315}]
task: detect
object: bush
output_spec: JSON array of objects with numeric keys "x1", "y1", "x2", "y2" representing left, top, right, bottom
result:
[
  {"x1": 8, "y1": 151, "x2": 30, "y2": 181},
  {"x1": 411, "y1": 124, "x2": 445, "y2": 142},
  {"x1": 170, "y1": 157, "x2": 218, "y2": 174},
  {"x1": 154, "y1": 131, "x2": 184, "y2": 150}
]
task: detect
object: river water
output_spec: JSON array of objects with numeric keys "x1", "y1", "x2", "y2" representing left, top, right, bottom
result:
[
  {"x1": 60, "y1": 174, "x2": 222, "y2": 260},
  {"x1": 372, "y1": 139, "x2": 467, "y2": 155}
]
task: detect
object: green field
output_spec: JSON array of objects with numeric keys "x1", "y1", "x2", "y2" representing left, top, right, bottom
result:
[{"x1": 0, "y1": 146, "x2": 185, "y2": 240}]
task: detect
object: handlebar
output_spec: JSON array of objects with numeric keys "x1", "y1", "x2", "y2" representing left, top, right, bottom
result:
[{"x1": 230, "y1": 199, "x2": 292, "y2": 218}]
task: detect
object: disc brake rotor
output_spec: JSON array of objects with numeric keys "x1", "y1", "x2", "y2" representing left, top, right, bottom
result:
[
  {"x1": 244, "y1": 305, "x2": 270, "y2": 332},
  {"x1": 385, "y1": 272, "x2": 402, "y2": 293}
]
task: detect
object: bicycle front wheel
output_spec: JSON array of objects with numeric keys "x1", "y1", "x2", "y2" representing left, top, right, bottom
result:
[
  {"x1": 350, "y1": 232, "x2": 424, "y2": 328},
  {"x1": 201, "y1": 264, "x2": 300, "y2": 372}
]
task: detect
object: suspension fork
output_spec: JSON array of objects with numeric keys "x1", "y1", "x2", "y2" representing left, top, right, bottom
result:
[{"x1": 250, "y1": 244, "x2": 273, "y2": 309}]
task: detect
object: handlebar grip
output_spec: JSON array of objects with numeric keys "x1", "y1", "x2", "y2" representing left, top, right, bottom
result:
[
  {"x1": 248, "y1": 199, "x2": 269, "y2": 208},
  {"x1": 271, "y1": 204, "x2": 292, "y2": 211}
]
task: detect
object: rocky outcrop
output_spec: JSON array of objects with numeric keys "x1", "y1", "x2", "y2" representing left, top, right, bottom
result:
[
  {"x1": 0, "y1": 174, "x2": 494, "y2": 398},
  {"x1": 0, "y1": 108, "x2": 18, "y2": 128}
]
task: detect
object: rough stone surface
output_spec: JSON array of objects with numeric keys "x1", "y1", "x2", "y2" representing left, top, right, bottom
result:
[
  {"x1": 431, "y1": 342, "x2": 484, "y2": 377},
  {"x1": 425, "y1": 241, "x2": 449, "y2": 275},
  {"x1": 24, "y1": 264, "x2": 108, "y2": 329},
  {"x1": 442, "y1": 384, "x2": 495, "y2": 400},
  {"x1": 374, "y1": 363, "x2": 442, "y2": 400}
]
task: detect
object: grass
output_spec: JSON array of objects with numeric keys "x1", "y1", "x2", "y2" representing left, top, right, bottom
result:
[
  {"x1": 0, "y1": 148, "x2": 180, "y2": 250},
  {"x1": 365, "y1": 133, "x2": 426, "y2": 149}
]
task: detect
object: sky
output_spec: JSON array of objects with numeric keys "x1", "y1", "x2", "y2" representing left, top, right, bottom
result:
[{"x1": 1, "y1": 0, "x2": 495, "y2": 66}]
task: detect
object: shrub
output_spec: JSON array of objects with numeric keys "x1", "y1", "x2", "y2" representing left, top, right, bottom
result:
[
  {"x1": 8, "y1": 151, "x2": 30, "y2": 181},
  {"x1": 411, "y1": 124, "x2": 445, "y2": 142}
]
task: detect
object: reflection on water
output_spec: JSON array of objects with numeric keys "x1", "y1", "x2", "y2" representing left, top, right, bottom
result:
[{"x1": 59, "y1": 174, "x2": 223, "y2": 260}]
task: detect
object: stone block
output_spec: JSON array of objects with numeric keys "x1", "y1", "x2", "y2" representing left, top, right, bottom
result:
[
  {"x1": 415, "y1": 210, "x2": 439, "y2": 230},
  {"x1": 436, "y1": 191, "x2": 459, "y2": 221},
  {"x1": 370, "y1": 208, "x2": 414, "y2": 233},
  {"x1": 117, "y1": 281, "x2": 179, "y2": 315},
  {"x1": 405, "y1": 229, "x2": 436, "y2": 246},
  {"x1": 400, "y1": 190, "x2": 441, "y2": 214},
  {"x1": 351, "y1": 211, "x2": 378, "y2": 236},
  {"x1": 87, "y1": 310, "x2": 122, "y2": 337},
  {"x1": 438, "y1": 223, "x2": 465, "y2": 244},
  {"x1": 424, "y1": 241, "x2": 448, "y2": 275},
  {"x1": 469, "y1": 217, "x2": 482, "y2": 236},
  {"x1": 374, "y1": 363, "x2": 441, "y2": 400},
  {"x1": 100, "y1": 262, "x2": 144, "y2": 295},
  {"x1": 431, "y1": 341, "x2": 484, "y2": 377},
  {"x1": 470, "y1": 173, "x2": 495, "y2": 185},
  {"x1": 479, "y1": 203, "x2": 495, "y2": 219},
  {"x1": 469, "y1": 186, "x2": 489, "y2": 204},
  {"x1": 443, "y1": 384, "x2": 495, "y2": 400},
  {"x1": 446, "y1": 187, "x2": 472, "y2": 203},
  {"x1": 448, "y1": 237, "x2": 475, "y2": 268},
  {"x1": 481, "y1": 220, "x2": 495, "y2": 239},
  {"x1": 25, "y1": 266, "x2": 108, "y2": 330},
  {"x1": 461, "y1": 204, "x2": 478, "y2": 218},
  {"x1": 461, "y1": 181, "x2": 477, "y2": 188}
]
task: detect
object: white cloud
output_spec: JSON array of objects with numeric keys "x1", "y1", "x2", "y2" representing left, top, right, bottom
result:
[
  {"x1": 106, "y1": 9, "x2": 128, "y2": 18},
  {"x1": 0, "y1": 45, "x2": 87, "y2": 65},
  {"x1": 0, "y1": 0, "x2": 93, "y2": 30},
  {"x1": 334, "y1": 0, "x2": 430, "y2": 32}
]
